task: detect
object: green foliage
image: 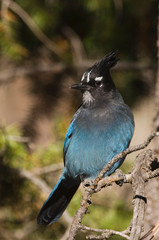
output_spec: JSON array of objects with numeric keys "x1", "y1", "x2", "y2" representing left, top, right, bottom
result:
[
  {"x1": 0, "y1": 0, "x2": 157, "y2": 60},
  {"x1": 0, "y1": 125, "x2": 27, "y2": 166},
  {"x1": 35, "y1": 142, "x2": 62, "y2": 167},
  {"x1": 0, "y1": 122, "x2": 64, "y2": 169},
  {"x1": 0, "y1": 12, "x2": 28, "y2": 59}
]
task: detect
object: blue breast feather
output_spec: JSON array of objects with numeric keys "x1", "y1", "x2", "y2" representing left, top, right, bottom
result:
[{"x1": 63, "y1": 104, "x2": 134, "y2": 180}]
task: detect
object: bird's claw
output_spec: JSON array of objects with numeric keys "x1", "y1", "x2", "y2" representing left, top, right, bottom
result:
[
  {"x1": 115, "y1": 169, "x2": 125, "y2": 186},
  {"x1": 83, "y1": 179, "x2": 94, "y2": 187}
]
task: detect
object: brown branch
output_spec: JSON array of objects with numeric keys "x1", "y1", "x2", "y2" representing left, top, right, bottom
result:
[
  {"x1": 0, "y1": 63, "x2": 66, "y2": 85},
  {"x1": 69, "y1": 132, "x2": 159, "y2": 240},
  {"x1": 1, "y1": 0, "x2": 10, "y2": 19},
  {"x1": 0, "y1": 61, "x2": 153, "y2": 85},
  {"x1": 0, "y1": 0, "x2": 63, "y2": 57},
  {"x1": 94, "y1": 171, "x2": 132, "y2": 192},
  {"x1": 62, "y1": 25, "x2": 87, "y2": 64},
  {"x1": 6, "y1": 135, "x2": 30, "y2": 143},
  {"x1": 113, "y1": 0, "x2": 123, "y2": 17},
  {"x1": 140, "y1": 220, "x2": 159, "y2": 240},
  {"x1": 130, "y1": 151, "x2": 147, "y2": 240},
  {"x1": 60, "y1": 226, "x2": 71, "y2": 240},
  {"x1": 153, "y1": 3, "x2": 159, "y2": 153},
  {"x1": 13, "y1": 220, "x2": 38, "y2": 240},
  {"x1": 13, "y1": 166, "x2": 73, "y2": 239},
  {"x1": 32, "y1": 162, "x2": 63, "y2": 175},
  {"x1": 15, "y1": 168, "x2": 52, "y2": 193},
  {"x1": 80, "y1": 225, "x2": 130, "y2": 240}
]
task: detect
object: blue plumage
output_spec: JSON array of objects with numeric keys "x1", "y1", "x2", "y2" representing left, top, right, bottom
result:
[
  {"x1": 65, "y1": 99, "x2": 134, "y2": 179},
  {"x1": 37, "y1": 51, "x2": 134, "y2": 225}
]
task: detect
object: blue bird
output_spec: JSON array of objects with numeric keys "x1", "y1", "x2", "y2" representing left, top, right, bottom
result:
[{"x1": 37, "y1": 51, "x2": 134, "y2": 225}]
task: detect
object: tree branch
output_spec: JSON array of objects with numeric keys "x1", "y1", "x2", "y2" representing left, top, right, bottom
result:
[
  {"x1": 69, "y1": 132, "x2": 159, "y2": 240},
  {"x1": 80, "y1": 225, "x2": 130, "y2": 240},
  {"x1": 62, "y1": 25, "x2": 87, "y2": 64},
  {"x1": 130, "y1": 151, "x2": 148, "y2": 240},
  {"x1": 140, "y1": 220, "x2": 159, "y2": 240},
  {"x1": 32, "y1": 162, "x2": 63, "y2": 175},
  {"x1": 153, "y1": 3, "x2": 159, "y2": 153},
  {"x1": 0, "y1": 61, "x2": 153, "y2": 85}
]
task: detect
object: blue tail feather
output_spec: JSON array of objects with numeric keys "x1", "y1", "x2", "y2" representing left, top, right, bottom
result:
[{"x1": 37, "y1": 173, "x2": 80, "y2": 225}]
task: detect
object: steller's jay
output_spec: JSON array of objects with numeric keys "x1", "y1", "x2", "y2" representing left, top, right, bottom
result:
[{"x1": 37, "y1": 51, "x2": 134, "y2": 225}]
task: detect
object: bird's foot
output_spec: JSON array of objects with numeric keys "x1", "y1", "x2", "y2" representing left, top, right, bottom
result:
[
  {"x1": 115, "y1": 169, "x2": 125, "y2": 186},
  {"x1": 83, "y1": 179, "x2": 94, "y2": 188}
]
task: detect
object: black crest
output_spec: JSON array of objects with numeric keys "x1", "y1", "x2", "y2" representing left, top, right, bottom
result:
[{"x1": 91, "y1": 50, "x2": 119, "y2": 77}]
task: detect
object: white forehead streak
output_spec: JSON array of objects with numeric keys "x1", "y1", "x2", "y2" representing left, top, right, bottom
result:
[
  {"x1": 81, "y1": 72, "x2": 86, "y2": 82},
  {"x1": 87, "y1": 70, "x2": 92, "y2": 83},
  {"x1": 95, "y1": 76, "x2": 103, "y2": 81}
]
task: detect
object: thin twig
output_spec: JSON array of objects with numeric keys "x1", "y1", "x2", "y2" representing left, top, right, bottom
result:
[
  {"x1": 80, "y1": 225, "x2": 130, "y2": 240},
  {"x1": 0, "y1": 61, "x2": 153, "y2": 85},
  {"x1": 6, "y1": 135, "x2": 30, "y2": 143},
  {"x1": 7, "y1": 167, "x2": 73, "y2": 226},
  {"x1": 0, "y1": 63, "x2": 66, "y2": 85},
  {"x1": 13, "y1": 220, "x2": 38, "y2": 240},
  {"x1": 62, "y1": 25, "x2": 87, "y2": 64},
  {"x1": 1, "y1": 0, "x2": 10, "y2": 19},
  {"x1": 32, "y1": 163, "x2": 63, "y2": 175},
  {"x1": 60, "y1": 226, "x2": 71, "y2": 240},
  {"x1": 140, "y1": 220, "x2": 159, "y2": 240},
  {"x1": 0, "y1": 0, "x2": 63, "y2": 57}
]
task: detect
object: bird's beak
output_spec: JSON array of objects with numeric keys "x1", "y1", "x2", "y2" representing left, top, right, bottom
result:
[{"x1": 71, "y1": 83, "x2": 90, "y2": 91}]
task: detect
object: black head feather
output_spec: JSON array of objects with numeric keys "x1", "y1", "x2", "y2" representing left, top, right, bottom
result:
[
  {"x1": 89, "y1": 50, "x2": 119, "y2": 77},
  {"x1": 71, "y1": 51, "x2": 119, "y2": 93}
]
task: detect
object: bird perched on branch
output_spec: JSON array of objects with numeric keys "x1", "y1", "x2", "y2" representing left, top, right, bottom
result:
[{"x1": 37, "y1": 51, "x2": 134, "y2": 225}]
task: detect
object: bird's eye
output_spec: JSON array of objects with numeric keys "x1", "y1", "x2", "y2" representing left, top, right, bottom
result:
[
  {"x1": 95, "y1": 81, "x2": 102, "y2": 86},
  {"x1": 94, "y1": 76, "x2": 103, "y2": 86}
]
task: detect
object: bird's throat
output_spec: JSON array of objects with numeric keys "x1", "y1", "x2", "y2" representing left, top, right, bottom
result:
[{"x1": 82, "y1": 91, "x2": 95, "y2": 107}]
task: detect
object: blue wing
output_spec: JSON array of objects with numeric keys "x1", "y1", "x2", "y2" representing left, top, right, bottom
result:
[{"x1": 63, "y1": 107, "x2": 81, "y2": 164}]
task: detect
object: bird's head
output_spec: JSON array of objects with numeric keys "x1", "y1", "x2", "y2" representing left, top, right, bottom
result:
[{"x1": 71, "y1": 51, "x2": 119, "y2": 107}]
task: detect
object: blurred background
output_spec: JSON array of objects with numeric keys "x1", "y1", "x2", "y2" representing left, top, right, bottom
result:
[{"x1": 0, "y1": 0, "x2": 158, "y2": 239}]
